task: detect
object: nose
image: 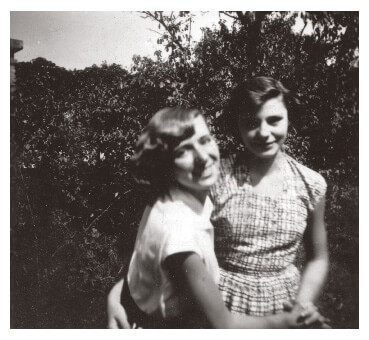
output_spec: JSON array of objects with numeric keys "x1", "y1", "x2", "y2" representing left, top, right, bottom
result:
[
  {"x1": 193, "y1": 145, "x2": 208, "y2": 166},
  {"x1": 257, "y1": 121, "x2": 270, "y2": 139}
]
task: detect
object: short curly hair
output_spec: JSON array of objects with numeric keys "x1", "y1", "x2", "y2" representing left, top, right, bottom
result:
[{"x1": 129, "y1": 107, "x2": 204, "y2": 197}]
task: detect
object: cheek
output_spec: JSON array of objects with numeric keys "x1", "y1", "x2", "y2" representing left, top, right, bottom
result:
[
  {"x1": 173, "y1": 167, "x2": 188, "y2": 184},
  {"x1": 277, "y1": 123, "x2": 289, "y2": 139},
  {"x1": 173, "y1": 158, "x2": 194, "y2": 176},
  {"x1": 209, "y1": 143, "x2": 220, "y2": 159}
]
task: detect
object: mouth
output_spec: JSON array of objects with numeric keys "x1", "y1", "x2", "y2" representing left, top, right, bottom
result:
[
  {"x1": 193, "y1": 163, "x2": 217, "y2": 178},
  {"x1": 252, "y1": 141, "x2": 275, "y2": 149}
]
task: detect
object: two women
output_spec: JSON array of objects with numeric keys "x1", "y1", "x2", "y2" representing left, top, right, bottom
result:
[{"x1": 107, "y1": 77, "x2": 329, "y2": 328}]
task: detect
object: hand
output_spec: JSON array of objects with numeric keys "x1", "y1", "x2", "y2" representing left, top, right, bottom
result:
[
  {"x1": 107, "y1": 300, "x2": 131, "y2": 329},
  {"x1": 283, "y1": 300, "x2": 331, "y2": 329},
  {"x1": 107, "y1": 279, "x2": 132, "y2": 329},
  {"x1": 281, "y1": 302, "x2": 307, "y2": 328}
]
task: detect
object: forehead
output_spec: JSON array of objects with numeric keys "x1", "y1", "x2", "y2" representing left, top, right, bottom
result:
[
  {"x1": 192, "y1": 115, "x2": 209, "y2": 134},
  {"x1": 176, "y1": 115, "x2": 209, "y2": 148},
  {"x1": 256, "y1": 95, "x2": 288, "y2": 118}
]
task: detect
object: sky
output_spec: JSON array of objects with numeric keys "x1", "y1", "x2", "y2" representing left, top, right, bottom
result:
[
  {"x1": 9, "y1": 11, "x2": 314, "y2": 71},
  {"x1": 10, "y1": 11, "x2": 226, "y2": 70}
]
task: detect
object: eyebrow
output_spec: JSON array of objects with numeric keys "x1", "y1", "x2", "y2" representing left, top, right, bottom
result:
[
  {"x1": 254, "y1": 113, "x2": 286, "y2": 119},
  {"x1": 174, "y1": 139, "x2": 194, "y2": 150},
  {"x1": 267, "y1": 114, "x2": 284, "y2": 118}
]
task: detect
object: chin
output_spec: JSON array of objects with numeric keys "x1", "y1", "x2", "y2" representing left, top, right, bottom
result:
[
  {"x1": 251, "y1": 148, "x2": 279, "y2": 159},
  {"x1": 257, "y1": 153, "x2": 277, "y2": 159},
  {"x1": 198, "y1": 177, "x2": 218, "y2": 188}
]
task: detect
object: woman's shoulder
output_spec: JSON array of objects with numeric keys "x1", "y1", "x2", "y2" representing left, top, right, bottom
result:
[
  {"x1": 210, "y1": 153, "x2": 243, "y2": 201},
  {"x1": 137, "y1": 196, "x2": 188, "y2": 247},
  {"x1": 150, "y1": 191, "x2": 198, "y2": 226},
  {"x1": 151, "y1": 192, "x2": 183, "y2": 214},
  {"x1": 284, "y1": 154, "x2": 326, "y2": 186},
  {"x1": 283, "y1": 154, "x2": 327, "y2": 208},
  {"x1": 211, "y1": 154, "x2": 237, "y2": 190},
  {"x1": 219, "y1": 152, "x2": 247, "y2": 178},
  {"x1": 219, "y1": 153, "x2": 237, "y2": 170}
]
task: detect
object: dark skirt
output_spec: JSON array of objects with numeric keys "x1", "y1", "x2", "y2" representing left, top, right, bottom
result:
[{"x1": 120, "y1": 278, "x2": 191, "y2": 329}]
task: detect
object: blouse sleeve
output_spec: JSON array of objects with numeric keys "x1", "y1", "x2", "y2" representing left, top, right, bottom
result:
[
  {"x1": 289, "y1": 155, "x2": 328, "y2": 213},
  {"x1": 308, "y1": 172, "x2": 327, "y2": 212},
  {"x1": 160, "y1": 220, "x2": 202, "y2": 264}
]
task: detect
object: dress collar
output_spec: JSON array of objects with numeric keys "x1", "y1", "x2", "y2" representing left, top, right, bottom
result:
[
  {"x1": 232, "y1": 151, "x2": 289, "y2": 194},
  {"x1": 233, "y1": 149, "x2": 288, "y2": 167},
  {"x1": 168, "y1": 187, "x2": 213, "y2": 218}
]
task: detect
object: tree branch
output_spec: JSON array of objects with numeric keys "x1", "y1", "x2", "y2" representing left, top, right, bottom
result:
[
  {"x1": 220, "y1": 11, "x2": 240, "y2": 21},
  {"x1": 299, "y1": 20, "x2": 308, "y2": 39},
  {"x1": 141, "y1": 11, "x2": 185, "y2": 52},
  {"x1": 148, "y1": 28, "x2": 164, "y2": 37}
]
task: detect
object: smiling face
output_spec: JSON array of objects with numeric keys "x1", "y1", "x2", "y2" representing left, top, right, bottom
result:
[
  {"x1": 238, "y1": 95, "x2": 288, "y2": 159},
  {"x1": 173, "y1": 115, "x2": 220, "y2": 195}
]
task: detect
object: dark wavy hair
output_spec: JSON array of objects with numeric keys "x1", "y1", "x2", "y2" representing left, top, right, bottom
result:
[
  {"x1": 129, "y1": 107, "x2": 204, "y2": 197},
  {"x1": 226, "y1": 76, "x2": 296, "y2": 142}
]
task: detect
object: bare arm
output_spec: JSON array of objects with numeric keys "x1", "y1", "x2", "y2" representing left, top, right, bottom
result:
[
  {"x1": 106, "y1": 279, "x2": 131, "y2": 329},
  {"x1": 165, "y1": 252, "x2": 302, "y2": 329},
  {"x1": 296, "y1": 195, "x2": 329, "y2": 304}
]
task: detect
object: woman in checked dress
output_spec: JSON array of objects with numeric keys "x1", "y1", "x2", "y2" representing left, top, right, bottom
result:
[{"x1": 211, "y1": 77, "x2": 329, "y2": 320}]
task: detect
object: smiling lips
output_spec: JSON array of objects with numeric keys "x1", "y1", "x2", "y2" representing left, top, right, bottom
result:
[
  {"x1": 193, "y1": 163, "x2": 216, "y2": 178},
  {"x1": 252, "y1": 141, "x2": 275, "y2": 149}
]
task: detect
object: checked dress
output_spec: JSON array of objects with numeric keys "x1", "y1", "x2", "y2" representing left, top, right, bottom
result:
[{"x1": 210, "y1": 152, "x2": 327, "y2": 316}]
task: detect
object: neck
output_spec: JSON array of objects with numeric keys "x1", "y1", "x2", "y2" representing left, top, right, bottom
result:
[
  {"x1": 175, "y1": 184, "x2": 208, "y2": 205},
  {"x1": 244, "y1": 150, "x2": 283, "y2": 175}
]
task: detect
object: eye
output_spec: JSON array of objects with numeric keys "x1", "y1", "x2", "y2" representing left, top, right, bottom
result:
[
  {"x1": 174, "y1": 149, "x2": 186, "y2": 158},
  {"x1": 174, "y1": 146, "x2": 191, "y2": 158},
  {"x1": 199, "y1": 135, "x2": 213, "y2": 145},
  {"x1": 267, "y1": 116, "x2": 283, "y2": 125}
]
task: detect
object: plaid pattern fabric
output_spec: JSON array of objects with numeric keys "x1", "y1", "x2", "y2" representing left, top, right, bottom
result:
[{"x1": 210, "y1": 152, "x2": 327, "y2": 316}]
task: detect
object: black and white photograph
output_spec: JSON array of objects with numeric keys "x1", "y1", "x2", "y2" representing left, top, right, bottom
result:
[{"x1": 8, "y1": 2, "x2": 361, "y2": 332}]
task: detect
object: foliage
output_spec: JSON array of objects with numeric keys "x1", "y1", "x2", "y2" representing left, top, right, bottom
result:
[{"x1": 11, "y1": 11, "x2": 358, "y2": 328}]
